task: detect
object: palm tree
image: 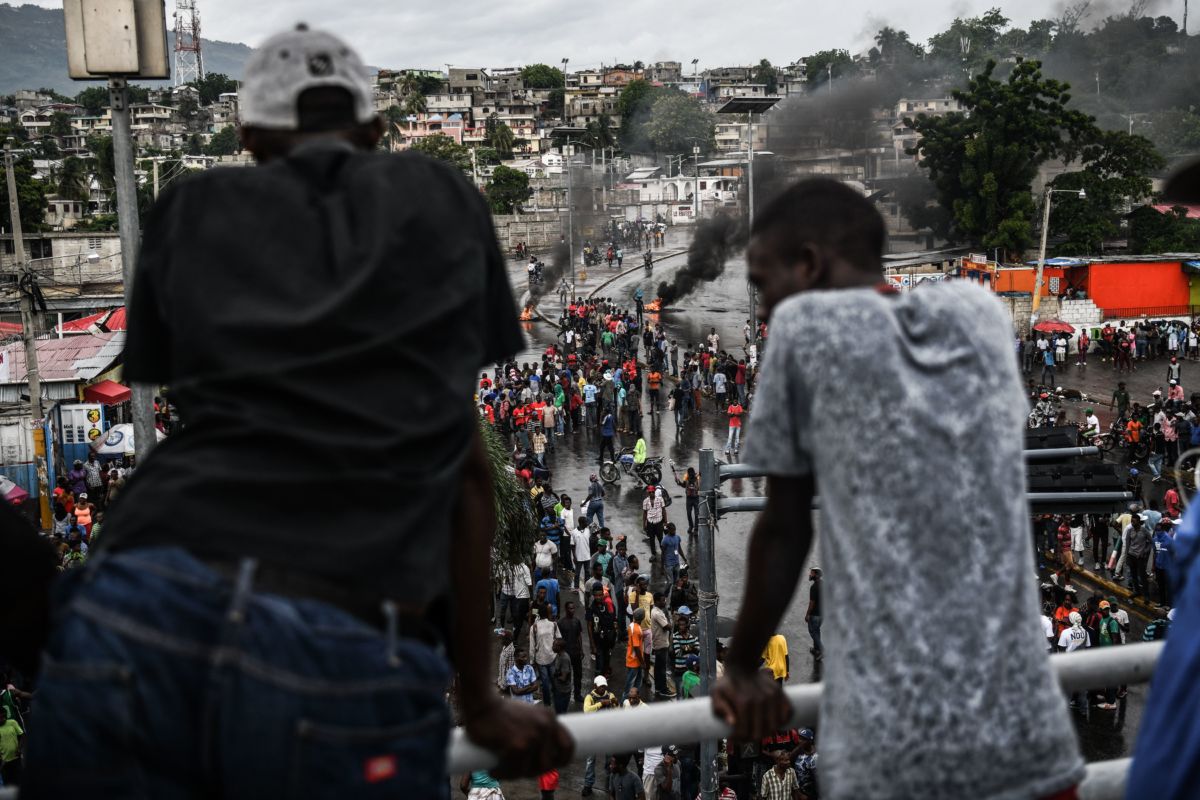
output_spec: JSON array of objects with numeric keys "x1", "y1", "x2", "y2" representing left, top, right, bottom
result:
[
  {"x1": 486, "y1": 114, "x2": 515, "y2": 159},
  {"x1": 478, "y1": 418, "x2": 537, "y2": 581},
  {"x1": 56, "y1": 156, "x2": 89, "y2": 201}
]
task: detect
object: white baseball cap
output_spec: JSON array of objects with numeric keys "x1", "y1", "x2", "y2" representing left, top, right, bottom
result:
[
  {"x1": 240, "y1": 24, "x2": 375, "y2": 130},
  {"x1": 593, "y1": 675, "x2": 608, "y2": 686}
]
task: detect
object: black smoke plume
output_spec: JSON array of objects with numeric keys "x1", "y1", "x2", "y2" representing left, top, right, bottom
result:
[
  {"x1": 527, "y1": 243, "x2": 570, "y2": 305},
  {"x1": 656, "y1": 214, "x2": 748, "y2": 305}
]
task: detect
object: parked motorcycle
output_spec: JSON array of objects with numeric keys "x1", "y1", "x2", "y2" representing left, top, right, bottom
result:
[{"x1": 600, "y1": 447, "x2": 663, "y2": 486}]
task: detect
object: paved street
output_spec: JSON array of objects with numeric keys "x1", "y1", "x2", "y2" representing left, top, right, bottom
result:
[{"x1": 476, "y1": 234, "x2": 1170, "y2": 797}]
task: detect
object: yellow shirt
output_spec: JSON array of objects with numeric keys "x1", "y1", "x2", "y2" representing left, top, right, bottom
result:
[
  {"x1": 584, "y1": 690, "x2": 613, "y2": 713},
  {"x1": 762, "y1": 634, "x2": 788, "y2": 680}
]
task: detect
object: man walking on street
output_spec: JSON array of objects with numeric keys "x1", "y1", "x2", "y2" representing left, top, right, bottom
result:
[
  {"x1": 558, "y1": 600, "x2": 586, "y2": 703},
  {"x1": 805, "y1": 567, "x2": 823, "y2": 661},
  {"x1": 650, "y1": 592, "x2": 675, "y2": 699},
  {"x1": 711, "y1": 179, "x2": 1083, "y2": 799},
  {"x1": 1126, "y1": 515, "x2": 1154, "y2": 599}
]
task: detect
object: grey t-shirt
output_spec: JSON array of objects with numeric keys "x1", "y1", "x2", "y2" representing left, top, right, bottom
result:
[{"x1": 746, "y1": 282, "x2": 1084, "y2": 799}]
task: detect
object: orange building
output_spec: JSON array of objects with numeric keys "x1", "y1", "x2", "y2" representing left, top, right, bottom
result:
[{"x1": 994, "y1": 256, "x2": 1199, "y2": 316}]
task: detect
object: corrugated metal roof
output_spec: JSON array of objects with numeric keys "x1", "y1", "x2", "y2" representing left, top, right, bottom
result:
[{"x1": 0, "y1": 332, "x2": 125, "y2": 385}]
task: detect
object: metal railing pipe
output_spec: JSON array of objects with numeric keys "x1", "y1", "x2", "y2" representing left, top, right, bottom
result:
[
  {"x1": 715, "y1": 492, "x2": 1132, "y2": 516},
  {"x1": 447, "y1": 643, "x2": 1162, "y2": 773},
  {"x1": 717, "y1": 447, "x2": 1101, "y2": 482}
]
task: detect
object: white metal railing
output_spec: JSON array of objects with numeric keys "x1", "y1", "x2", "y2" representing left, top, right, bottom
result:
[{"x1": 449, "y1": 642, "x2": 1163, "y2": 799}]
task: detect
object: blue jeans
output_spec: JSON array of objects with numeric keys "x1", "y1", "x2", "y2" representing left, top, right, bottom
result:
[
  {"x1": 623, "y1": 665, "x2": 643, "y2": 698},
  {"x1": 24, "y1": 547, "x2": 451, "y2": 800},
  {"x1": 725, "y1": 426, "x2": 741, "y2": 452},
  {"x1": 808, "y1": 615, "x2": 823, "y2": 654},
  {"x1": 1149, "y1": 452, "x2": 1164, "y2": 478},
  {"x1": 586, "y1": 500, "x2": 605, "y2": 529},
  {"x1": 537, "y1": 663, "x2": 554, "y2": 706}
]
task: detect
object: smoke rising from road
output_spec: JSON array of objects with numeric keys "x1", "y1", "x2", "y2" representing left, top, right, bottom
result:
[{"x1": 656, "y1": 214, "x2": 748, "y2": 305}]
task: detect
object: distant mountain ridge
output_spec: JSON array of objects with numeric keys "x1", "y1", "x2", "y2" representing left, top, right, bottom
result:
[{"x1": 0, "y1": 3, "x2": 254, "y2": 96}]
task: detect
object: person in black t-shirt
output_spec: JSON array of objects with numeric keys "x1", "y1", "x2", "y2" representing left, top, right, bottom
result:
[
  {"x1": 806, "y1": 568, "x2": 823, "y2": 660},
  {"x1": 23, "y1": 25, "x2": 570, "y2": 796}
]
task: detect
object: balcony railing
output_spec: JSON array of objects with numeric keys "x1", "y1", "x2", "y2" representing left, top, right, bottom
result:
[
  {"x1": 447, "y1": 449, "x2": 1157, "y2": 799},
  {"x1": 449, "y1": 642, "x2": 1162, "y2": 799}
]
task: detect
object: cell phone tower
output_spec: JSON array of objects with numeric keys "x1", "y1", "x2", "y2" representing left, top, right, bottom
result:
[{"x1": 173, "y1": 0, "x2": 205, "y2": 86}]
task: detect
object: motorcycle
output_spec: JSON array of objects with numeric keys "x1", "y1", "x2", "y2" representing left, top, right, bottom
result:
[
  {"x1": 643, "y1": 251, "x2": 653, "y2": 274},
  {"x1": 600, "y1": 447, "x2": 663, "y2": 486}
]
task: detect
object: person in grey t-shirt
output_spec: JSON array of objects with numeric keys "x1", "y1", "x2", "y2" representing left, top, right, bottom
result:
[{"x1": 710, "y1": 179, "x2": 1084, "y2": 800}]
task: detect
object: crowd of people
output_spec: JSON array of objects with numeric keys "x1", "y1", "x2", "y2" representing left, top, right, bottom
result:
[{"x1": 463, "y1": 273, "x2": 835, "y2": 798}]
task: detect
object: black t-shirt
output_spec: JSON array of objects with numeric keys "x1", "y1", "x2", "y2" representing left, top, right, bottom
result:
[
  {"x1": 810, "y1": 579, "x2": 822, "y2": 616},
  {"x1": 105, "y1": 141, "x2": 523, "y2": 603},
  {"x1": 557, "y1": 615, "x2": 584, "y2": 655}
]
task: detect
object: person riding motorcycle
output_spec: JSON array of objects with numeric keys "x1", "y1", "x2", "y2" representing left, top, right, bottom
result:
[
  {"x1": 1081, "y1": 408, "x2": 1101, "y2": 440},
  {"x1": 1032, "y1": 392, "x2": 1056, "y2": 427},
  {"x1": 634, "y1": 436, "x2": 647, "y2": 466},
  {"x1": 643, "y1": 250, "x2": 653, "y2": 271}
]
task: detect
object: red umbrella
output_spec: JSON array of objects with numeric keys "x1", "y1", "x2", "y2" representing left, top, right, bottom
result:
[{"x1": 1033, "y1": 319, "x2": 1075, "y2": 334}]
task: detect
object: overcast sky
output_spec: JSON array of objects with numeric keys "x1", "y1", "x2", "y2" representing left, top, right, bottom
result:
[{"x1": 26, "y1": 0, "x2": 1186, "y2": 70}]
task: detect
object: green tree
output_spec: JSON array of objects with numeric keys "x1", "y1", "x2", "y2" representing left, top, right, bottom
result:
[
  {"x1": 126, "y1": 85, "x2": 151, "y2": 105},
  {"x1": 381, "y1": 105, "x2": 408, "y2": 151},
  {"x1": 86, "y1": 134, "x2": 115, "y2": 190},
  {"x1": 486, "y1": 165, "x2": 532, "y2": 213},
  {"x1": 752, "y1": 59, "x2": 778, "y2": 94},
  {"x1": 907, "y1": 59, "x2": 1095, "y2": 257},
  {"x1": 33, "y1": 137, "x2": 60, "y2": 159},
  {"x1": 175, "y1": 93, "x2": 203, "y2": 132},
  {"x1": 186, "y1": 133, "x2": 204, "y2": 156},
  {"x1": 927, "y1": 7, "x2": 1010, "y2": 70},
  {"x1": 36, "y1": 87, "x2": 72, "y2": 103},
  {"x1": 520, "y1": 64, "x2": 566, "y2": 89},
  {"x1": 1128, "y1": 205, "x2": 1200, "y2": 254},
  {"x1": 410, "y1": 133, "x2": 472, "y2": 173},
  {"x1": 205, "y1": 125, "x2": 240, "y2": 157},
  {"x1": 479, "y1": 418, "x2": 538, "y2": 580},
  {"x1": 584, "y1": 113, "x2": 616, "y2": 149},
  {"x1": 545, "y1": 88, "x2": 565, "y2": 119},
  {"x1": 642, "y1": 93, "x2": 715, "y2": 154},
  {"x1": 49, "y1": 111, "x2": 73, "y2": 138},
  {"x1": 617, "y1": 79, "x2": 663, "y2": 152},
  {"x1": 485, "y1": 114, "x2": 515, "y2": 159},
  {"x1": 56, "y1": 156, "x2": 90, "y2": 202},
  {"x1": 190, "y1": 73, "x2": 238, "y2": 105},
  {"x1": 0, "y1": 152, "x2": 48, "y2": 233},
  {"x1": 874, "y1": 27, "x2": 924, "y2": 64},
  {"x1": 474, "y1": 147, "x2": 501, "y2": 166},
  {"x1": 1047, "y1": 130, "x2": 1165, "y2": 254},
  {"x1": 803, "y1": 49, "x2": 858, "y2": 89},
  {"x1": 74, "y1": 86, "x2": 109, "y2": 115}
]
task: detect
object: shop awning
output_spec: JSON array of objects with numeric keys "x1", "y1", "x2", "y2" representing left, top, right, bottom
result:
[{"x1": 83, "y1": 379, "x2": 131, "y2": 405}]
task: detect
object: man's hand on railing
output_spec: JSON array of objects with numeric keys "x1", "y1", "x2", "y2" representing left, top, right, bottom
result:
[
  {"x1": 463, "y1": 699, "x2": 575, "y2": 779},
  {"x1": 710, "y1": 668, "x2": 793, "y2": 741}
]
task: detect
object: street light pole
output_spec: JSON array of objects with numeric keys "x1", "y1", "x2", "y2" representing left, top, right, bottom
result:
[
  {"x1": 747, "y1": 110, "x2": 757, "y2": 336},
  {"x1": 1031, "y1": 186, "x2": 1086, "y2": 327},
  {"x1": 566, "y1": 142, "x2": 574, "y2": 294}
]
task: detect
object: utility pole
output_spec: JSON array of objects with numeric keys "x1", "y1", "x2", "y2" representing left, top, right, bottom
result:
[
  {"x1": 110, "y1": 77, "x2": 158, "y2": 462},
  {"x1": 152, "y1": 158, "x2": 160, "y2": 199},
  {"x1": 747, "y1": 110, "x2": 757, "y2": 336},
  {"x1": 4, "y1": 138, "x2": 51, "y2": 530},
  {"x1": 696, "y1": 448, "x2": 719, "y2": 800},
  {"x1": 566, "y1": 143, "x2": 575, "y2": 293}
]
